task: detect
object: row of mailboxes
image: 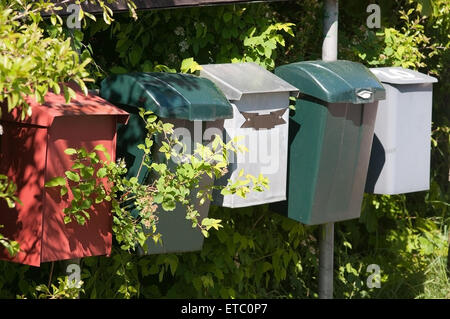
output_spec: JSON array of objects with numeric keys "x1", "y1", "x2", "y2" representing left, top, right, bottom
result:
[
  {"x1": 0, "y1": 62, "x2": 437, "y2": 265},
  {"x1": 100, "y1": 65, "x2": 299, "y2": 254}
]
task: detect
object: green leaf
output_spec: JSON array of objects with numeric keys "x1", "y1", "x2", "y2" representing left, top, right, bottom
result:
[
  {"x1": 72, "y1": 162, "x2": 85, "y2": 170},
  {"x1": 223, "y1": 12, "x2": 233, "y2": 23},
  {"x1": 221, "y1": 188, "x2": 233, "y2": 196},
  {"x1": 384, "y1": 47, "x2": 394, "y2": 56},
  {"x1": 60, "y1": 186, "x2": 68, "y2": 196},
  {"x1": 80, "y1": 199, "x2": 92, "y2": 210},
  {"x1": 93, "y1": 144, "x2": 108, "y2": 153},
  {"x1": 129, "y1": 46, "x2": 143, "y2": 66},
  {"x1": 64, "y1": 215, "x2": 72, "y2": 224},
  {"x1": 80, "y1": 167, "x2": 95, "y2": 179},
  {"x1": 180, "y1": 58, "x2": 203, "y2": 74},
  {"x1": 201, "y1": 229, "x2": 209, "y2": 238},
  {"x1": 97, "y1": 168, "x2": 108, "y2": 178},
  {"x1": 44, "y1": 177, "x2": 66, "y2": 188},
  {"x1": 162, "y1": 123, "x2": 174, "y2": 133},
  {"x1": 64, "y1": 148, "x2": 77, "y2": 156},
  {"x1": 65, "y1": 171, "x2": 80, "y2": 182},
  {"x1": 162, "y1": 200, "x2": 176, "y2": 211},
  {"x1": 84, "y1": 11, "x2": 97, "y2": 21}
]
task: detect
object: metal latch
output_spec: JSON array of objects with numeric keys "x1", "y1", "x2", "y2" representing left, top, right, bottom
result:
[{"x1": 240, "y1": 109, "x2": 287, "y2": 130}]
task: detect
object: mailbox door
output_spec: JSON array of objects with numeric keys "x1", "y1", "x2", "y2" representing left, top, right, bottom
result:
[{"x1": 0, "y1": 123, "x2": 48, "y2": 266}]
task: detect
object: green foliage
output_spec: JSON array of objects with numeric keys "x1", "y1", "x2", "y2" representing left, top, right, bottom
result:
[
  {"x1": 0, "y1": 175, "x2": 21, "y2": 257},
  {"x1": 31, "y1": 207, "x2": 318, "y2": 299},
  {"x1": 238, "y1": 22, "x2": 294, "y2": 70},
  {"x1": 45, "y1": 110, "x2": 267, "y2": 253},
  {"x1": 154, "y1": 206, "x2": 318, "y2": 298},
  {"x1": 355, "y1": 8, "x2": 437, "y2": 69},
  {"x1": 32, "y1": 277, "x2": 84, "y2": 299},
  {"x1": 0, "y1": 174, "x2": 20, "y2": 209},
  {"x1": 84, "y1": 4, "x2": 294, "y2": 76},
  {"x1": 1, "y1": 1, "x2": 87, "y2": 118},
  {"x1": 46, "y1": 146, "x2": 113, "y2": 226},
  {"x1": 0, "y1": 226, "x2": 20, "y2": 258}
]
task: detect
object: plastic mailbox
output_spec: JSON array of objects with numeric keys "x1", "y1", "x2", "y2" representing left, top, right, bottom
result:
[
  {"x1": 100, "y1": 72, "x2": 233, "y2": 254},
  {"x1": 365, "y1": 67, "x2": 438, "y2": 195},
  {"x1": 272, "y1": 60, "x2": 385, "y2": 225},
  {"x1": 0, "y1": 84, "x2": 129, "y2": 267},
  {"x1": 200, "y1": 62, "x2": 299, "y2": 208}
]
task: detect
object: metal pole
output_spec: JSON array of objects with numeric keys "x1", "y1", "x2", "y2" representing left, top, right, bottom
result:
[
  {"x1": 322, "y1": 0, "x2": 338, "y2": 62},
  {"x1": 319, "y1": 0, "x2": 338, "y2": 300},
  {"x1": 319, "y1": 223, "x2": 334, "y2": 298}
]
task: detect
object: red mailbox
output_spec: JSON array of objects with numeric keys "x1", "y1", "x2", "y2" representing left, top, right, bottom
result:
[{"x1": 0, "y1": 85, "x2": 129, "y2": 267}]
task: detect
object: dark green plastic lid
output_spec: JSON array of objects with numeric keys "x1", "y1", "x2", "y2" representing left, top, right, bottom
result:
[
  {"x1": 275, "y1": 60, "x2": 386, "y2": 104},
  {"x1": 100, "y1": 72, "x2": 233, "y2": 120}
]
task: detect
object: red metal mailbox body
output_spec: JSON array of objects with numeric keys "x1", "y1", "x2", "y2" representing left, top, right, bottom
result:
[{"x1": 0, "y1": 85, "x2": 129, "y2": 267}]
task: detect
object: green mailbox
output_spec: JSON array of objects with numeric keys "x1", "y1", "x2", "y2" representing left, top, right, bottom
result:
[
  {"x1": 100, "y1": 72, "x2": 233, "y2": 253},
  {"x1": 272, "y1": 60, "x2": 385, "y2": 225}
]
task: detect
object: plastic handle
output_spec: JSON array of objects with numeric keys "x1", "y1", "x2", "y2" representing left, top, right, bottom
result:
[{"x1": 356, "y1": 90, "x2": 373, "y2": 100}]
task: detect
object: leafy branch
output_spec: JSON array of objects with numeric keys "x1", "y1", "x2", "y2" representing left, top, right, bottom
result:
[{"x1": 45, "y1": 110, "x2": 268, "y2": 252}]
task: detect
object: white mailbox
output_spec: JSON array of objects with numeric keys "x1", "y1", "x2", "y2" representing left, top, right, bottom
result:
[
  {"x1": 365, "y1": 67, "x2": 438, "y2": 194},
  {"x1": 200, "y1": 62, "x2": 298, "y2": 208}
]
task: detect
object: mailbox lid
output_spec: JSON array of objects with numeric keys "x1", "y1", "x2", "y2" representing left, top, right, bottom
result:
[
  {"x1": 275, "y1": 60, "x2": 386, "y2": 104},
  {"x1": 200, "y1": 62, "x2": 299, "y2": 101},
  {"x1": 370, "y1": 67, "x2": 438, "y2": 85},
  {"x1": 1, "y1": 83, "x2": 129, "y2": 128},
  {"x1": 100, "y1": 72, "x2": 233, "y2": 121}
]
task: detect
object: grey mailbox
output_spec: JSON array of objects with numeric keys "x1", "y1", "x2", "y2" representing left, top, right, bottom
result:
[
  {"x1": 200, "y1": 62, "x2": 298, "y2": 208},
  {"x1": 365, "y1": 67, "x2": 438, "y2": 195}
]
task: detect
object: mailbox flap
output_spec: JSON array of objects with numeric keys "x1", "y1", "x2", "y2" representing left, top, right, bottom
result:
[
  {"x1": 100, "y1": 72, "x2": 233, "y2": 121},
  {"x1": 1, "y1": 83, "x2": 129, "y2": 127},
  {"x1": 370, "y1": 67, "x2": 438, "y2": 85},
  {"x1": 200, "y1": 62, "x2": 299, "y2": 101},
  {"x1": 275, "y1": 60, "x2": 386, "y2": 104}
]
